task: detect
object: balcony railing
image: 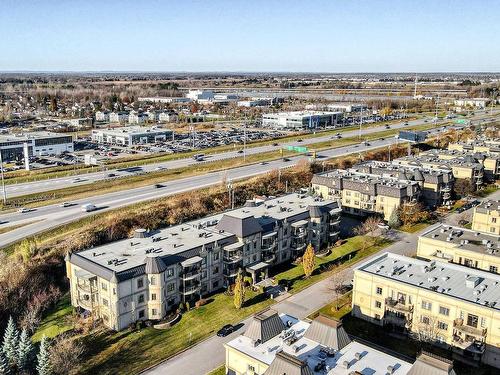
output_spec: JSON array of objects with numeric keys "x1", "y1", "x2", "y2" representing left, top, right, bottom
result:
[
  {"x1": 385, "y1": 298, "x2": 413, "y2": 314},
  {"x1": 292, "y1": 231, "x2": 307, "y2": 239},
  {"x1": 181, "y1": 271, "x2": 201, "y2": 281},
  {"x1": 180, "y1": 285, "x2": 200, "y2": 295},
  {"x1": 261, "y1": 241, "x2": 276, "y2": 252},
  {"x1": 453, "y1": 319, "x2": 487, "y2": 339}
]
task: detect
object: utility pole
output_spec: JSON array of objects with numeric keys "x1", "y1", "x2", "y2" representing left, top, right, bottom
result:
[
  {"x1": 0, "y1": 150, "x2": 6, "y2": 204},
  {"x1": 243, "y1": 118, "x2": 247, "y2": 162}
]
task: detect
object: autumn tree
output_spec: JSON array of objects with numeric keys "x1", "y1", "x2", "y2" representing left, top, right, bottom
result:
[
  {"x1": 233, "y1": 271, "x2": 245, "y2": 309},
  {"x1": 49, "y1": 334, "x2": 84, "y2": 375},
  {"x1": 454, "y1": 178, "x2": 475, "y2": 198},
  {"x1": 302, "y1": 244, "x2": 315, "y2": 278},
  {"x1": 398, "y1": 202, "x2": 430, "y2": 228}
]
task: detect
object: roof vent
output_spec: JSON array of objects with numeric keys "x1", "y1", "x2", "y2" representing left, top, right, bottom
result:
[{"x1": 134, "y1": 228, "x2": 148, "y2": 238}]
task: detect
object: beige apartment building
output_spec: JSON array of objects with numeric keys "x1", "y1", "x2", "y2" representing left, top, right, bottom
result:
[
  {"x1": 352, "y1": 252, "x2": 500, "y2": 368},
  {"x1": 417, "y1": 224, "x2": 500, "y2": 273},
  {"x1": 448, "y1": 140, "x2": 500, "y2": 155},
  {"x1": 65, "y1": 194, "x2": 341, "y2": 331},
  {"x1": 312, "y1": 169, "x2": 421, "y2": 221},
  {"x1": 472, "y1": 200, "x2": 500, "y2": 235}
]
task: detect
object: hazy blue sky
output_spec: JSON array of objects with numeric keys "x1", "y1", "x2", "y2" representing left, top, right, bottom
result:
[{"x1": 1, "y1": 0, "x2": 499, "y2": 72}]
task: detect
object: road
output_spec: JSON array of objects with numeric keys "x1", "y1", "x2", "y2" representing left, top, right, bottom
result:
[
  {"x1": 143, "y1": 189, "x2": 500, "y2": 375},
  {"x1": 5, "y1": 109, "x2": 497, "y2": 198}
]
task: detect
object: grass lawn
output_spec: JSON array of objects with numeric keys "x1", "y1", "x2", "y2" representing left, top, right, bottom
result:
[
  {"x1": 399, "y1": 221, "x2": 433, "y2": 234},
  {"x1": 206, "y1": 365, "x2": 225, "y2": 375},
  {"x1": 32, "y1": 293, "x2": 73, "y2": 341},
  {"x1": 75, "y1": 236, "x2": 392, "y2": 374},
  {"x1": 474, "y1": 185, "x2": 499, "y2": 198},
  {"x1": 308, "y1": 291, "x2": 353, "y2": 321}
]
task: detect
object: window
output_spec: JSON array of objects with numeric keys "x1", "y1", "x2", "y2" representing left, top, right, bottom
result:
[
  {"x1": 113, "y1": 288, "x2": 116, "y2": 295},
  {"x1": 480, "y1": 317, "x2": 486, "y2": 328},
  {"x1": 375, "y1": 301, "x2": 382, "y2": 308},
  {"x1": 138, "y1": 294, "x2": 145, "y2": 304},
  {"x1": 152, "y1": 308, "x2": 158, "y2": 316},
  {"x1": 376, "y1": 287, "x2": 382, "y2": 295},
  {"x1": 438, "y1": 321, "x2": 448, "y2": 330},
  {"x1": 421, "y1": 301, "x2": 432, "y2": 310},
  {"x1": 167, "y1": 283, "x2": 175, "y2": 293},
  {"x1": 421, "y1": 316, "x2": 430, "y2": 325},
  {"x1": 467, "y1": 314, "x2": 479, "y2": 328},
  {"x1": 213, "y1": 266, "x2": 219, "y2": 275},
  {"x1": 248, "y1": 365, "x2": 256, "y2": 372},
  {"x1": 213, "y1": 252, "x2": 220, "y2": 261},
  {"x1": 151, "y1": 293, "x2": 157, "y2": 301},
  {"x1": 213, "y1": 280, "x2": 219, "y2": 288},
  {"x1": 439, "y1": 306, "x2": 450, "y2": 316},
  {"x1": 138, "y1": 310, "x2": 145, "y2": 319},
  {"x1": 166, "y1": 268, "x2": 174, "y2": 278},
  {"x1": 492, "y1": 218, "x2": 497, "y2": 223},
  {"x1": 490, "y1": 265, "x2": 498, "y2": 274},
  {"x1": 374, "y1": 314, "x2": 381, "y2": 320},
  {"x1": 137, "y1": 278, "x2": 144, "y2": 289},
  {"x1": 150, "y1": 276, "x2": 156, "y2": 285},
  {"x1": 102, "y1": 298, "x2": 109, "y2": 307},
  {"x1": 101, "y1": 282, "x2": 107, "y2": 291}
]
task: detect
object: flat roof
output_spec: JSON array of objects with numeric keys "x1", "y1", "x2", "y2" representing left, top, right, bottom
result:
[
  {"x1": 475, "y1": 199, "x2": 500, "y2": 213},
  {"x1": 226, "y1": 314, "x2": 412, "y2": 374},
  {"x1": 0, "y1": 131, "x2": 72, "y2": 142},
  {"x1": 263, "y1": 111, "x2": 342, "y2": 119},
  {"x1": 394, "y1": 155, "x2": 483, "y2": 169},
  {"x1": 314, "y1": 169, "x2": 418, "y2": 189},
  {"x1": 92, "y1": 126, "x2": 173, "y2": 137},
  {"x1": 420, "y1": 224, "x2": 500, "y2": 256},
  {"x1": 355, "y1": 252, "x2": 500, "y2": 311},
  {"x1": 71, "y1": 193, "x2": 336, "y2": 277}
]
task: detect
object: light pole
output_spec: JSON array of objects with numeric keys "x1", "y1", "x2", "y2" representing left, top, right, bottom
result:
[{"x1": 0, "y1": 150, "x2": 6, "y2": 205}]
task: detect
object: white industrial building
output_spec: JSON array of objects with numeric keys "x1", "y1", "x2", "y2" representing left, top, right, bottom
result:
[
  {"x1": 327, "y1": 103, "x2": 368, "y2": 113},
  {"x1": 186, "y1": 89, "x2": 214, "y2": 103},
  {"x1": 0, "y1": 132, "x2": 74, "y2": 161},
  {"x1": 262, "y1": 111, "x2": 343, "y2": 130},
  {"x1": 454, "y1": 98, "x2": 490, "y2": 110},
  {"x1": 95, "y1": 111, "x2": 111, "y2": 122},
  {"x1": 91, "y1": 126, "x2": 174, "y2": 146},
  {"x1": 138, "y1": 97, "x2": 191, "y2": 104}
]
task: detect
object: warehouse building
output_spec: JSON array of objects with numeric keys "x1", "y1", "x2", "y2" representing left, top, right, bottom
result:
[
  {"x1": 0, "y1": 132, "x2": 73, "y2": 161},
  {"x1": 262, "y1": 111, "x2": 343, "y2": 130},
  {"x1": 91, "y1": 126, "x2": 174, "y2": 146}
]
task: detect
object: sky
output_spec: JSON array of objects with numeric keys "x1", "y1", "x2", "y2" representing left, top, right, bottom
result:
[{"x1": 1, "y1": 0, "x2": 499, "y2": 72}]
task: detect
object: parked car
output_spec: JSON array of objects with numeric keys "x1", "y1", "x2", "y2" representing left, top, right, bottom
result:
[{"x1": 217, "y1": 324, "x2": 234, "y2": 337}]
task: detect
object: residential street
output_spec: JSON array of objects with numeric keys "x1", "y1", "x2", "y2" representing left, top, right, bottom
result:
[{"x1": 143, "y1": 188, "x2": 500, "y2": 375}]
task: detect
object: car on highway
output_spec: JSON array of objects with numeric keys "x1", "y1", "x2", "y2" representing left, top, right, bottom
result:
[
  {"x1": 59, "y1": 202, "x2": 72, "y2": 208},
  {"x1": 272, "y1": 143, "x2": 279, "y2": 146},
  {"x1": 260, "y1": 162, "x2": 268, "y2": 165},
  {"x1": 81, "y1": 203, "x2": 97, "y2": 212},
  {"x1": 404, "y1": 122, "x2": 409, "y2": 125},
  {"x1": 217, "y1": 324, "x2": 234, "y2": 337},
  {"x1": 154, "y1": 184, "x2": 165, "y2": 189},
  {"x1": 237, "y1": 150, "x2": 244, "y2": 154},
  {"x1": 155, "y1": 166, "x2": 167, "y2": 171},
  {"x1": 385, "y1": 125, "x2": 391, "y2": 129},
  {"x1": 283, "y1": 157, "x2": 291, "y2": 162},
  {"x1": 297, "y1": 139, "x2": 303, "y2": 142},
  {"x1": 17, "y1": 207, "x2": 31, "y2": 213},
  {"x1": 107, "y1": 173, "x2": 116, "y2": 178}
]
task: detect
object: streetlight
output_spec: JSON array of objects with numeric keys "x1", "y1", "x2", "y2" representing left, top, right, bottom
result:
[{"x1": 0, "y1": 150, "x2": 6, "y2": 204}]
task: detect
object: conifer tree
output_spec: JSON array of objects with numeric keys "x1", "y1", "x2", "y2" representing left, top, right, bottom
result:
[
  {"x1": 0, "y1": 351, "x2": 10, "y2": 375},
  {"x1": 17, "y1": 329, "x2": 33, "y2": 371},
  {"x1": 2, "y1": 317, "x2": 18, "y2": 366},
  {"x1": 36, "y1": 336, "x2": 51, "y2": 375}
]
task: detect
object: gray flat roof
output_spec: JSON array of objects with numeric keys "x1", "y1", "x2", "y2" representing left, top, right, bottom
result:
[
  {"x1": 0, "y1": 131, "x2": 71, "y2": 142},
  {"x1": 420, "y1": 224, "x2": 500, "y2": 256},
  {"x1": 92, "y1": 126, "x2": 173, "y2": 137},
  {"x1": 475, "y1": 199, "x2": 500, "y2": 213},
  {"x1": 356, "y1": 252, "x2": 500, "y2": 311}
]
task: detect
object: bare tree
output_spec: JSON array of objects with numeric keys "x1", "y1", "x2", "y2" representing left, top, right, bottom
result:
[
  {"x1": 49, "y1": 334, "x2": 85, "y2": 375},
  {"x1": 354, "y1": 216, "x2": 382, "y2": 251}
]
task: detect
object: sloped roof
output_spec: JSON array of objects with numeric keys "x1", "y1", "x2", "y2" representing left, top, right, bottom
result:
[
  {"x1": 216, "y1": 214, "x2": 263, "y2": 237},
  {"x1": 308, "y1": 205, "x2": 323, "y2": 218},
  {"x1": 303, "y1": 315, "x2": 351, "y2": 350},
  {"x1": 244, "y1": 309, "x2": 285, "y2": 344},
  {"x1": 407, "y1": 352, "x2": 456, "y2": 375},
  {"x1": 145, "y1": 256, "x2": 167, "y2": 274},
  {"x1": 264, "y1": 351, "x2": 314, "y2": 375}
]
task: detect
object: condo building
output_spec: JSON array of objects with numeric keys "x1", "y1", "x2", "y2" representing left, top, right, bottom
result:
[
  {"x1": 417, "y1": 224, "x2": 500, "y2": 273},
  {"x1": 65, "y1": 194, "x2": 341, "y2": 330},
  {"x1": 448, "y1": 140, "x2": 500, "y2": 156},
  {"x1": 262, "y1": 111, "x2": 343, "y2": 130},
  {"x1": 352, "y1": 252, "x2": 500, "y2": 367},
  {"x1": 225, "y1": 309, "x2": 455, "y2": 375},
  {"x1": 472, "y1": 200, "x2": 500, "y2": 236},
  {"x1": 312, "y1": 169, "x2": 421, "y2": 221}
]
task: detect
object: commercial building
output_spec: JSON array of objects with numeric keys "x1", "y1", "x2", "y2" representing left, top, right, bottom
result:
[
  {"x1": 0, "y1": 132, "x2": 74, "y2": 161},
  {"x1": 65, "y1": 194, "x2": 341, "y2": 330},
  {"x1": 454, "y1": 98, "x2": 490, "y2": 110},
  {"x1": 238, "y1": 97, "x2": 282, "y2": 107},
  {"x1": 417, "y1": 224, "x2": 500, "y2": 273},
  {"x1": 109, "y1": 111, "x2": 130, "y2": 123},
  {"x1": 352, "y1": 252, "x2": 500, "y2": 367},
  {"x1": 69, "y1": 117, "x2": 92, "y2": 128},
  {"x1": 138, "y1": 97, "x2": 191, "y2": 104},
  {"x1": 186, "y1": 89, "x2": 215, "y2": 103},
  {"x1": 472, "y1": 200, "x2": 500, "y2": 236},
  {"x1": 327, "y1": 103, "x2": 368, "y2": 113},
  {"x1": 353, "y1": 161, "x2": 454, "y2": 208},
  {"x1": 262, "y1": 111, "x2": 343, "y2": 130},
  {"x1": 312, "y1": 169, "x2": 421, "y2": 221},
  {"x1": 91, "y1": 126, "x2": 173, "y2": 146},
  {"x1": 225, "y1": 309, "x2": 455, "y2": 375},
  {"x1": 393, "y1": 155, "x2": 484, "y2": 189}
]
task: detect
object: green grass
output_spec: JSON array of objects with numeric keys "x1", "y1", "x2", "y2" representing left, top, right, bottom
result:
[
  {"x1": 32, "y1": 293, "x2": 73, "y2": 341},
  {"x1": 474, "y1": 185, "x2": 499, "y2": 198},
  {"x1": 77, "y1": 236, "x2": 392, "y2": 375},
  {"x1": 206, "y1": 365, "x2": 226, "y2": 375},
  {"x1": 308, "y1": 291, "x2": 353, "y2": 321},
  {"x1": 399, "y1": 221, "x2": 433, "y2": 234}
]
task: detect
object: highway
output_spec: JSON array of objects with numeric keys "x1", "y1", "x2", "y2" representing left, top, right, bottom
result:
[
  {"x1": 0, "y1": 110, "x2": 496, "y2": 248},
  {"x1": 5, "y1": 111, "x2": 492, "y2": 198}
]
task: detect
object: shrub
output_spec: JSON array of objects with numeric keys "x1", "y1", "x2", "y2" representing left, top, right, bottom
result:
[
  {"x1": 136, "y1": 320, "x2": 143, "y2": 330},
  {"x1": 194, "y1": 299, "x2": 208, "y2": 308}
]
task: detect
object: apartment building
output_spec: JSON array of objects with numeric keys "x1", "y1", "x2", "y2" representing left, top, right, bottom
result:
[
  {"x1": 225, "y1": 309, "x2": 456, "y2": 375},
  {"x1": 417, "y1": 224, "x2": 500, "y2": 273},
  {"x1": 454, "y1": 98, "x2": 490, "y2": 110},
  {"x1": 312, "y1": 169, "x2": 421, "y2": 221},
  {"x1": 421, "y1": 149, "x2": 499, "y2": 182},
  {"x1": 128, "y1": 112, "x2": 148, "y2": 124},
  {"x1": 95, "y1": 110, "x2": 111, "y2": 122},
  {"x1": 109, "y1": 111, "x2": 130, "y2": 123},
  {"x1": 262, "y1": 111, "x2": 343, "y2": 130},
  {"x1": 472, "y1": 200, "x2": 500, "y2": 235},
  {"x1": 353, "y1": 160, "x2": 454, "y2": 208},
  {"x1": 393, "y1": 155, "x2": 484, "y2": 188},
  {"x1": 448, "y1": 140, "x2": 500, "y2": 155},
  {"x1": 352, "y1": 252, "x2": 500, "y2": 367},
  {"x1": 65, "y1": 194, "x2": 341, "y2": 330}
]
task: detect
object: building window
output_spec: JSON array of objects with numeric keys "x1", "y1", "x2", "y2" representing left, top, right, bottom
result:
[
  {"x1": 374, "y1": 314, "x2": 381, "y2": 320},
  {"x1": 152, "y1": 308, "x2": 158, "y2": 316},
  {"x1": 151, "y1": 293, "x2": 157, "y2": 301},
  {"x1": 138, "y1": 294, "x2": 145, "y2": 304},
  {"x1": 467, "y1": 314, "x2": 478, "y2": 328},
  {"x1": 213, "y1": 280, "x2": 219, "y2": 288},
  {"x1": 102, "y1": 298, "x2": 109, "y2": 307},
  {"x1": 421, "y1": 301, "x2": 432, "y2": 310},
  {"x1": 213, "y1": 252, "x2": 220, "y2": 261},
  {"x1": 150, "y1": 276, "x2": 156, "y2": 285},
  {"x1": 138, "y1": 310, "x2": 145, "y2": 319},
  {"x1": 492, "y1": 218, "x2": 497, "y2": 223},
  {"x1": 248, "y1": 365, "x2": 255, "y2": 372},
  {"x1": 167, "y1": 283, "x2": 175, "y2": 293},
  {"x1": 490, "y1": 265, "x2": 498, "y2": 274},
  {"x1": 480, "y1": 317, "x2": 486, "y2": 328},
  {"x1": 213, "y1": 267, "x2": 219, "y2": 275},
  {"x1": 137, "y1": 278, "x2": 144, "y2": 289},
  {"x1": 376, "y1": 287, "x2": 382, "y2": 295},
  {"x1": 439, "y1": 306, "x2": 450, "y2": 316},
  {"x1": 375, "y1": 301, "x2": 381, "y2": 308},
  {"x1": 101, "y1": 282, "x2": 107, "y2": 291},
  {"x1": 437, "y1": 321, "x2": 448, "y2": 330},
  {"x1": 113, "y1": 288, "x2": 116, "y2": 295},
  {"x1": 421, "y1": 316, "x2": 430, "y2": 325},
  {"x1": 166, "y1": 269, "x2": 174, "y2": 278}
]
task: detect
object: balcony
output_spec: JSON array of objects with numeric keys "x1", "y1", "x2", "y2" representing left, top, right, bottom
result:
[
  {"x1": 262, "y1": 253, "x2": 276, "y2": 263},
  {"x1": 181, "y1": 270, "x2": 201, "y2": 281},
  {"x1": 223, "y1": 251, "x2": 243, "y2": 263},
  {"x1": 453, "y1": 319, "x2": 487, "y2": 340},
  {"x1": 292, "y1": 230, "x2": 308, "y2": 239},
  {"x1": 291, "y1": 242, "x2": 307, "y2": 252},
  {"x1": 330, "y1": 218, "x2": 341, "y2": 226},
  {"x1": 77, "y1": 296, "x2": 94, "y2": 311},
  {"x1": 261, "y1": 241, "x2": 276, "y2": 252},
  {"x1": 223, "y1": 268, "x2": 240, "y2": 278},
  {"x1": 385, "y1": 298, "x2": 414, "y2": 314},
  {"x1": 384, "y1": 311, "x2": 411, "y2": 328},
  {"x1": 180, "y1": 285, "x2": 200, "y2": 295},
  {"x1": 441, "y1": 185, "x2": 452, "y2": 193}
]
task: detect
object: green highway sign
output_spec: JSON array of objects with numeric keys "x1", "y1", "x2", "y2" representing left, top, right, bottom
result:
[
  {"x1": 455, "y1": 119, "x2": 468, "y2": 124},
  {"x1": 286, "y1": 146, "x2": 308, "y2": 153}
]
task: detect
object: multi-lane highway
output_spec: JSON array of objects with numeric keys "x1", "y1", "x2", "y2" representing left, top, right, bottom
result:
[
  {"x1": 5, "y1": 112, "x2": 492, "y2": 198},
  {"x1": 0, "y1": 110, "x2": 496, "y2": 248}
]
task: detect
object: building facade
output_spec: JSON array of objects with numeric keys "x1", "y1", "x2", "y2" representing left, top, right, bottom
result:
[
  {"x1": 472, "y1": 200, "x2": 500, "y2": 235},
  {"x1": 65, "y1": 194, "x2": 341, "y2": 330},
  {"x1": 91, "y1": 126, "x2": 173, "y2": 146},
  {"x1": 352, "y1": 252, "x2": 500, "y2": 368},
  {"x1": 262, "y1": 111, "x2": 343, "y2": 130},
  {"x1": 312, "y1": 169, "x2": 421, "y2": 221},
  {"x1": 109, "y1": 111, "x2": 130, "y2": 123},
  {"x1": 0, "y1": 132, "x2": 74, "y2": 161}
]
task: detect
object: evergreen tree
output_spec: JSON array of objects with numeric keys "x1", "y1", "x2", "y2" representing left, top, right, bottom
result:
[
  {"x1": 0, "y1": 351, "x2": 10, "y2": 375},
  {"x1": 36, "y1": 336, "x2": 51, "y2": 375},
  {"x1": 233, "y1": 271, "x2": 246, "y2": 309},
  {"x1": 302, "y1": 244, "x2": 316, "y2": 278},
  {"x1": 2, "y1": 317, "x2": 18, "y2": 366},
  {"x1": 16, "y1": 329, "x2": 34, "y2": 371},
  {"x1": 388, "y1": 209, "x2": 401, "y2": 229}
]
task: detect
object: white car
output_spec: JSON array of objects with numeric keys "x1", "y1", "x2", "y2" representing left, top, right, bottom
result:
[
  {"x1": 59, "y1": 202, "x2": 72, "y2": 208},
  {"x1": 17, "y1": 207, "x2": 31, "y2": 213},
  {"x1": 155, "y1": 166, "x2": 167, "y2": 171},
  {"x1": 377, "y1": 222, "x2": 390, "y2": 230}
]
